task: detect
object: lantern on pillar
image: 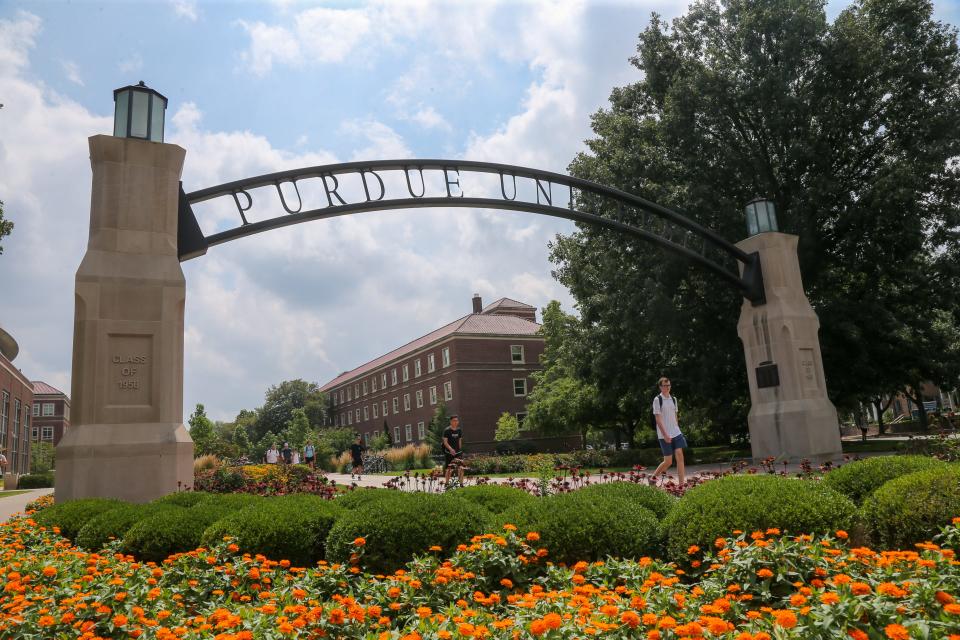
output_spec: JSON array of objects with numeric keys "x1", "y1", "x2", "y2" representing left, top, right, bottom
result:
[
  {"x1": 745, "y1": 197, "x2": 778, "y2": 237},
  {"x1": 113, "y1": 81, "x2": 167, "y2": 143}
]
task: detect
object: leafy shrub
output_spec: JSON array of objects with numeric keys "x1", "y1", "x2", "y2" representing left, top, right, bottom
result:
[
  {"x1": 152, "y1": 491, "x2": 213, "y2": 508},
  {"x1": 334, "y1": 488, "x2": 406, "y2": 510},
  {"x1": 573, "y1": 482, "x2": 676, "y2": 519},
  {"x1": 123, "y1": 508, "x2": 230, "y2": 562},
  {"x1": 202, "y1": 494, "x2": 342, "y2": 566},
  {"x1": 191, "y1": 493, "x2": 262, "y2": 512},
  {"x1": 899, "y1": 432, "x2": 960, "y2": 462},
  {"x1": 17, "y1": 473, "x2": 54, "y2": 489},
  {"x1": 326, "y1": 493, "x2": 489, "y2": 573},
  {"x1": 496, "y1": 491, "x2": 661, "y2": 564},
  {"x1": 860, "y1": 465, "x2": 960, "y2": 549},
  {"x1": 33, "y1": 498, "x2": 123, "y2": 540},
  {"x1": 76, "y1": 503, "x2": 182, "y2": 550},
  {"x1": 661, "y1": 475, "x2": 856, "y2": 562},
  {"x1": 822, "y1": 455, "x2": 947, "y2": 503},
  {"x1": 449, "y1": 485, "x2": 536, "y2": 514}
]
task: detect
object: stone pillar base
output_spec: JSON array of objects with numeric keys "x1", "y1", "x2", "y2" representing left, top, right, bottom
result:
[
  {"x1": 747, "y1": 398, "x2": 841, "y2": 463},
  {"x1": 56, "y1": 423, "x2": 193, "y2": 503},
  {"x1": 3, "y1": 473, "x2": 18, "y2": 490}
]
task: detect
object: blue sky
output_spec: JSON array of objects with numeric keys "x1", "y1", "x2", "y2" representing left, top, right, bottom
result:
[{"x1": 1, "y1": 0, "x2": 958, "y2": 422}]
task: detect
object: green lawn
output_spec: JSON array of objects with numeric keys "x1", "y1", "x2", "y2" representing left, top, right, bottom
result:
[{"x1": 0, "y1": 490, "x2": 33, "y2": 499}]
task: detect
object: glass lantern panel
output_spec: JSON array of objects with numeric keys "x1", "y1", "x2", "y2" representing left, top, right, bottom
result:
[
  {"x1": 130, "y1": 90, "x2": 149, "y2": 138},
  {"x1": 113, "y1": 91, "x2": 130, "y2": 137},
  {"x1": 149, "y1": 95, "x2": 165, "y2": 142},
  {"x1": 746, "y1": 202, "x2": 760, "y2": 236}
]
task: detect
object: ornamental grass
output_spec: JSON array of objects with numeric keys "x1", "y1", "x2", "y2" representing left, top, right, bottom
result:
[{"x1": 2, "y1": 505, "x2": 959, "y2": 639}]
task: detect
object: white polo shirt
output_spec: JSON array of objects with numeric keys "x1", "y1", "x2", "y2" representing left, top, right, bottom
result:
[{"x1": 652, "y1": 394, "x2": 681, "y2": 438}]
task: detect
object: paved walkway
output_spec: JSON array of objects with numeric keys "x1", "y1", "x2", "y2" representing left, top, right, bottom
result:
[{"x1": 0, "y1": 488, "x2": 52, "y2": 522}]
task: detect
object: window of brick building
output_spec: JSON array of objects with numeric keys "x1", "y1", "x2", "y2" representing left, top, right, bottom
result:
[
  {"x1": 442, "y1": 347, "x2": 451, "y2": 368},
  {"x1": 415, "y1": 390, "x2": 423, "y2": 408},
  {"x1": 32, "y1": 403, "x2": 39, "y2": 417},
  {"x1": 382, "y1": 400, "x2": 388, "y2": 416},
  {"x1": 362, "y1": 381, "x2": 368, "y2": 396},
  {"x1": 363, "y1": 406, "x2": 369, "y2": 421},
  {"x1": 516, "y1": 412, "x2": 527, "y2": 427},
  {"x1": 347, "y1": 387, "x2": 352, "y2": 401},
  {"x1": 0, "y1": 391, "x2": 7, "y2": 446},
  {"x1": 443, "y1": 381, "x2": 453, "y2": 401},
  {"x1": 513, "y1": 379, "x2": 527, "y2": 397},
  {"x1": 392, "y1": 397, "x2": 399, "y2": 414},
  {"x1": 394, "y1": 426, "x2": 401, "y2": 442},
  {"x1": 373, "y1": 403, "x2": 379, "y2": 419},
  {"x1": 429, "y1": 386, "x2": 437, "y2": 405},
  {"x1": 417, "y1": 421, "x2": 425, "y2": 440},
  {"x1": 405, "y1": 424, "x2": 412, "y2": 442},
  {"x1": 355, "y1": 408, "x2": 360, "y2": 423},
  {"x1": 427, "y1": 354, "x2": 436, "y2": 373},
  {"x1": 42, "y1": 403, "x2": 54, "y2": 417},
  {"x1": 42, "y1": 426, "x2": 53, "y2": 441},
  {"x1": 402, "y1": 364, "x2": 409, "y2": 382},
  {"x1": 31, "y1": 426, "x2": 38, "y2": 440},
  {"x1": 372, "y1": 376, "x2": 378, "y2": 392},
  {"x1": 414, "y1": 359, "x2": 422, "y2": 377},
  {"x1": 403, "y1": 394, "x2": 410, "y2": 411},
  {"x1": 347, "y1": 413, "x2": 352, "y2": 426},
  {"x1": 354, "y1": 383, "x2": 360, "y2": 398},
  {"x1": 511, "y1": 345, "x2": 525, "y2": 364},
  {"x1": 391, "y1": 369, "x2": 398, "y2": 386},
  {"x1": 381, "y1": 373, "x2": 388, "y2": 388}
]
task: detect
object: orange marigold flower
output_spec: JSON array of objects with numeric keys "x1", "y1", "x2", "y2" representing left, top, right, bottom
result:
[
  {"x1": 41, "y1": 566, "x2": 56, "y2": 577},
  {"x1": 936, "y1": 591, "x2": 956, "y2": 605},
  {"x1": 885, "y1": 624, "x2": 910, "y2": 640},
  {"x1": 757, "y1": 568, "x2": 774, "y2": 579},
  {"x1": 112, "y1": 615, "x2": 129, "y2": 627},
  {"x1": 773, "y1": 610, "x2": 797, "y2": 628},
  {"x1": 851, "y1": 582, "x2": 871, "y2": 596},
  {"x1": 353, "y1": 537, "x2": 366, "y2": 547},
  {"x1": 526, "y1": 532, "x2": 540, "y2": 542},
  {"x1": 620, "y1": 611, "x2": 641, "y2": 628},
  {"x1": 848, "y1": 630, "x2": 868, "y2": 640},
  {"x1": 945, "y1": 604, "x2": 960, "y2": 615},
  {"x1": 37, "y1": 615, "x2": 55, "y2": 626},
  {"x1": 543, "y1": 613, "x2": 562, "y2": 629},
  {"x1": 328, "y1": 609, "x2": 345, "y2": 624},
  {"x1": 500, "y1": 578, "x2": 513, "y2": 589},
  {"x1": 836, "y1": 530, "x2": 849, "y2": 539},
  {"x1": 820, "y1": 592, "x2": 840, "y2": 605},
  {"x1": 529, "y1": 619, "x2": 548, "y2": 636},
  {"x1": 687, "y1": 545, "x2": 700, "y2": 555}
]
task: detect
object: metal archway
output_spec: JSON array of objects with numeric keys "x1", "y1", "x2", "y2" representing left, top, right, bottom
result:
[{"x1": 177, "y1": 159, "x2": 764, "y2": 304}]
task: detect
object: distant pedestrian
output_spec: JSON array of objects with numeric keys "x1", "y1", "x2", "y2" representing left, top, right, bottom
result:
[
  {"x1": 350, "y1": 435, "x2": 365, "y2": 479},
  {"x1": 443, "y1": 415, "x2": 465, "y2": 486},
  {"x1": 304, "y1": 441, "x2": 316, "y2": 468},
  {"x1": 265, "y1": 444, "x2": 279, "y2": 465},
  {"x1": 0, "y1": 449, "x2": 6, "y2": 473},
  {"x1": 281, "y1": 442, "x2": 293, "y2": 465},
  {"x1": 651, "y1": 377, "x2": 686, "y2": 486},
  {"x1": 292, "y1": 449, "x2": 300, "y2": 465}
]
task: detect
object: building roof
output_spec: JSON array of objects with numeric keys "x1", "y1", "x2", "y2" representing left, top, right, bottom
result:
[
  {"x1": 481, "y1": 297, "x2": 536, "y2": 313},
  {"x1": 319, "y1": 309, "x2": 541, "y2": 392},
  {"x1": 32, "y1": 381, "x2": 67, "y2": 397}
]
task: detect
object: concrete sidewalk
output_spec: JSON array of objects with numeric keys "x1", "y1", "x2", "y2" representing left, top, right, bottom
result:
[{"x1": 0, "y1": 488, "x2": 52, "y2": 522}]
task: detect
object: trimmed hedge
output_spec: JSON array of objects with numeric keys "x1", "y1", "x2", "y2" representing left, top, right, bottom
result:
[
  {"x1": 496, "y1": 491, "x2": 661, "y2": 564},
  {"x1": 76, "y1": 503, "x2": 183, "y2": 551},
  {"x1": 190, "y1": 493, "x2": 262, "y2": 512},
  {"x1": 201, "y1": 495, "x2": 342, "y2": 567},
  {"x1": 122, "y1": 508, "x2": 230, "y2": 562},
  {"x1": 449, "y1": 485, "x2": 536, "y2": 514},
  {"x1": 822, "y1": 455, "x2": 947, "y2": 504},
  {"x1": 334, "y1": 488, "x2": 407, "y2": 510},
  {"x1": 573, "y1": 482, "x2": 676, "y2": 519},
  {"x1": 861, "y1": 465, "x2": 960, "y2": 549},
  {"x1": 152, "y1": 491, "x2": 213, "y2": 508},
  {"x1": 17, "y1": 473, "x2": 54, "y2": 489},
  {"x1": 33, "y1": 498, "x2": 123, "y2": 540},
  {"x1": 326, "y1": 493, "x2": 490, "y2": 573},
  {"x1": 662, "y1": 475, "x2": 856, "y2": 561}
]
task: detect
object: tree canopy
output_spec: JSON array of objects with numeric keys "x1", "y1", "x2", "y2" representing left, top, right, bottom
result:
[
  {"x1": 551, "y1": 0, "x2": 960, "y2": 436},
  {"x1": 0, "y1": 201, "x2": 13, "y2": 256}
]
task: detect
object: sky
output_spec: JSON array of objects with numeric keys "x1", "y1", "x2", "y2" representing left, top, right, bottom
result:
[{"x1": 1, "y1": 0, "x2": 958, "y2": 422}]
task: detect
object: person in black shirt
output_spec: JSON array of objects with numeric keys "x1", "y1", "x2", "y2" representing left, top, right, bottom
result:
[
  {"x1": 442, "y1": 415, "x2": 464, "y2": 485},
  {"x1": 349, "y1": 434, "x2": 365, "y2": 479},
  {"x1": 281, "y1": 441, "x2": 293, "y2": 465}
]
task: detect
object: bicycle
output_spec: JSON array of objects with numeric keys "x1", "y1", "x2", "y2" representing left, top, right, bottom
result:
[{"x1": 361, "y1": 453, "x2": 387, "y2": 474}]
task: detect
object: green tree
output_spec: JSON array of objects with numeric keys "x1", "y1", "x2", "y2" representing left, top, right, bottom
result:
[
  {"x1": 30, "y1": 441, "x2": 55, "y2": 474},
  {"x1": 187, "y1": 404, "x2": 215, "y2": 456},
  {"x1": 284, "y1": 408, "x2": 311, "y2": 448},
  {"x1": 425, "y1": 403, "x2": 450, "y2": 456},
  {"x1": 253, "y1": 380, "x2": 327, "y2": 442},
  {"x1": 494, "y1": 412, "x2": 521, "y2": 441},
  {"x1": 0, "y1": 201, "x2": 12, "y2": 255},
  {"x1": 231, "y1": 421, "x2": 252, "y2": 455},
  {"x1": 552, "y1": 0, "x2": 960, "y2": 438}
]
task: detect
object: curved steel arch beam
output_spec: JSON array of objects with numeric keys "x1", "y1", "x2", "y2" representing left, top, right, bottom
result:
[{"x1": 181, "y1": 160, "x2": 764, "y2": 303}]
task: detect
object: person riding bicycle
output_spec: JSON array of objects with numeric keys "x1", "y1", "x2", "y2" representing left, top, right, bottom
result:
[
  {"x1": 442, "y1": 415, "x2": 465, "y2": 486},
  {"x1": 350, "y1": 434, "x2": 365, "y2": 480}
]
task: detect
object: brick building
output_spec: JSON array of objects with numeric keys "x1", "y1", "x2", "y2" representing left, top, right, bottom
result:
[
  {"x1": 319, "y1": 295, "x2": 560, "y2": 453},
  {"x1": 0, "y1": 326, "x2": 33, "y2": 475},
  {"x1": 31, "y1": 381, "x2": 70, "y2": 447}
]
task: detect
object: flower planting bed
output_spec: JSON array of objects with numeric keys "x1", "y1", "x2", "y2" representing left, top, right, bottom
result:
[{"x1": 1, "y1": 511, "x2": 959, "y2": 639}]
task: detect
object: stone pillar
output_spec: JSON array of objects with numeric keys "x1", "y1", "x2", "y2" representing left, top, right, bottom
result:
[
  {"x1": 736, "y1": 232, "x2": 841, "y2": 463},
  {"x1": 56, "y1": 135, "x2": 193, "y2": 503}
]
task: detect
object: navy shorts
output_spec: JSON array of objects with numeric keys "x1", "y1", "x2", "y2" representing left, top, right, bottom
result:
[{"x1": 658, "y1": 434, "x2": 687, "y2": 456}]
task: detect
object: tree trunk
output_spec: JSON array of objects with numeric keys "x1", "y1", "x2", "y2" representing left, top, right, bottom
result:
[
  {"x1": 872, "y1": 395, "x2": 894, "y2": 436},
  {"x1": 624, "y1": 420, "x2": 637, "y2": 450},
  {"x1": 904, "y1": 385, "x2": 928, "y2": 431}
]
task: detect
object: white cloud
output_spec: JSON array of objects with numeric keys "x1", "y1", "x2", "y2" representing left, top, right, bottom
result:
[
  {"x1": 410, "y1": 106, "x2": 451, "y2": 131},
  {"x1": 237, "y1": 21, "x2": 302, "y2": 75},
  {"x1": 0, "y1": 11, "x2": 41, "y2": 75},
  {"x1": 119, "y1": 53, "x2": 143, "y2": 74},
  {"x1": 61, "y1": 60, "x2": 84, "y2": 86},
  {"x1": 171, "y1": 0, "x2": 198, "y2": 21}
]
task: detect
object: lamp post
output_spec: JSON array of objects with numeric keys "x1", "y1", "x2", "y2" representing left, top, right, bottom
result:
[
  {"x1": 745, "y1": 197, "x2": 778, "y2": 237},
  {"x1": 113, "y1": 81, "x2": 167, "y2": 143}
]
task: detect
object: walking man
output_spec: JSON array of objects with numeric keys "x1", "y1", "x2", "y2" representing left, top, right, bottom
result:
[
  {"x1": 265, "y1": 443, "x2": 279, "y2": 465},
  {"x1": 651, "y1": 377, "x2": 687, "y2": 486},
  {"x1": 350, "y1": 434, "x2": 365, "y2": 479},
  {"x1": 443, "y1": 415, "x2": 465, "y2": 486}
]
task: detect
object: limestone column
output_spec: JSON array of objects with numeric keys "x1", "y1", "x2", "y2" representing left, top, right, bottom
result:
[
  {"x1": 736, "y1": 232, "x2": 841, "y2": 463},
  {"x1": 56, "y1": 134, "x2": 193, "y2": 503}
]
